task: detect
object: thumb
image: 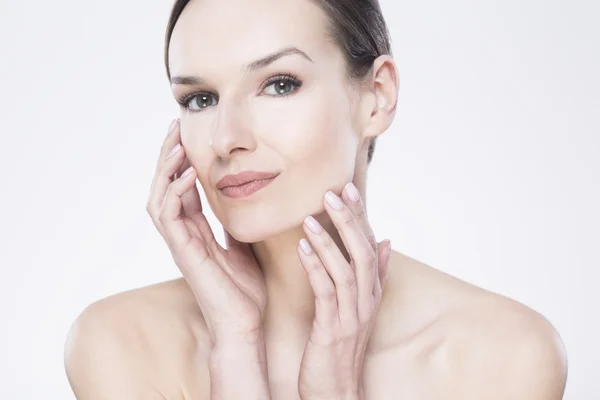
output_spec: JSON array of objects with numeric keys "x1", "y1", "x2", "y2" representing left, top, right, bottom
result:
[{"x1": 378, "y1": 239, "x2": 392, "y2": 289}]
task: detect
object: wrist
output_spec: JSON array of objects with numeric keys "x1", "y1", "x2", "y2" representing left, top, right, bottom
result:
[
  {"x1": 209, "y1": 336, "x2": 271, "y2": 399},
  {"x1": 211, "y1": 327, "x2": 265, "y2": 348},
  {"x1": 209, "y1": 339, "x2": 267, "y2": 369},
  {"x1": 211, "y1": 328, "x2": 266, "y2": 358}
]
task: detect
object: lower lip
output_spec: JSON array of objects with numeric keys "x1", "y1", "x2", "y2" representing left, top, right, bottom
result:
[{"x1": 220, "y1": 177, "x2": 277, "y2": 199}]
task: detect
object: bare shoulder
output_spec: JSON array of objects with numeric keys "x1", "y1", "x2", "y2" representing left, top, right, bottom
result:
[
  {"x1": 64, "y1": 278, "x2": 209, "y2": 399},
  {"x1": 439, "y1": 289, "x2": 568, "y2": 398},
  {"x1": 379, "y1": 250, "x2": 568, "y2": 399}
]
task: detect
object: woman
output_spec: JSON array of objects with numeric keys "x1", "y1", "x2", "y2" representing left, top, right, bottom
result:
[{"x1": 64, "y1": 0, "x2": 568, "y2": 398}]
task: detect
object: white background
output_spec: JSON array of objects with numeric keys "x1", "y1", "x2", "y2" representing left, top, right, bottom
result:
[{"x1": 0, "y1": 0, "x2": 598, "y2": 398}]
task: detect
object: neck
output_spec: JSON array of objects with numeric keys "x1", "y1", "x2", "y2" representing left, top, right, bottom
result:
[{"x1": 250, "y1": 174, "x2": 368, "y2": 350}]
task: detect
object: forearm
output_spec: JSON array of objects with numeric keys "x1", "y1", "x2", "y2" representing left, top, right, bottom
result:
[{"x1": 209, "y1": 335, "x2": 271, "y2": 400}]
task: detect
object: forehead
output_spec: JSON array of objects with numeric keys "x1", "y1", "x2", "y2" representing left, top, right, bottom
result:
[{"x1": 168, "y1": 0, "x2": 339, "y2": 77}]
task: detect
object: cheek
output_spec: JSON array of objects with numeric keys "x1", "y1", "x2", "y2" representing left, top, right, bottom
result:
[
  {"x1": 253, "y1": 89, "x2": 359, "y2": 167},
  {"x1": 252, "y1": 87, "x2": 360, "y2": 225},
  {"x1": 180, "y1": 124, "x2": 213, "y2": 185}
]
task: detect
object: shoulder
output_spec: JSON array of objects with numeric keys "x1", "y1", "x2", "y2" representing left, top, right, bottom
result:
[
  {"x1": 439, "y1": 294, "x2": 568, "y2": 399},
  {"x1": 381, "y1": 251, "x2": 567, "y2": 398},
  {"x1": 64, "y1": 278, "x2": 209, "y2": 399}
]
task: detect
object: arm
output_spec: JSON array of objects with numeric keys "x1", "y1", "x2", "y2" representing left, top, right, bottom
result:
[
  {"x1": 65, "y1": 299, "x2": 273, "y2": 400},
  {"x1": 209, "y1": 333, "x2": 272, "y2": 400}
]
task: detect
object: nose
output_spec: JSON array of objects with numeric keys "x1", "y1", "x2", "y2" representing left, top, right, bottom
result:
[{"x1": 210, "y1": 100, "x2": 257, "y2": 159}]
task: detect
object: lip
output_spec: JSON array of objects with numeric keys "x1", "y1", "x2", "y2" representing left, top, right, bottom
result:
[
  {"x1": 216, "y1": 171, "x2": 280, "y2": 189},
  {"x1": 216, "y1": 171, "x2": 280, "y2": 199}
]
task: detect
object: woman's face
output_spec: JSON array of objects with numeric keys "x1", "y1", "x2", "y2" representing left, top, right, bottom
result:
[{"x1": 168, "y1": 0, "x2": 369, "y2": 243}]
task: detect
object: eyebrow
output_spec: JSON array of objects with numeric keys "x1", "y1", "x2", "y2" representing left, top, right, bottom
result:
[{"x1": 170, "y1": 46, "x2": 313, "y2": 86}]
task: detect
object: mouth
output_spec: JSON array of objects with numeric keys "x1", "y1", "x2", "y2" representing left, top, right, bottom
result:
[{"x1": 217, "y1": 171, "x2": 280, "y2": 199}]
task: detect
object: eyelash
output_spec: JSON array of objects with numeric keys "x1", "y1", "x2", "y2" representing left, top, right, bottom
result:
[{"x1": 176, "y1": 73, "x2": 303, "y2": 112}]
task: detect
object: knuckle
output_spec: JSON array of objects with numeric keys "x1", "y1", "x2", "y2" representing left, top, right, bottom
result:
[
  {"x1": 153, "y1": 219, "x2": 163, "y2": 233},
  {"x1": 367, "y1": 235, "x2": 378, "y2": 253},
  {"x1": 207, "y1": 234, "x2": 221, "y2": 256},
  {"x1": 363, "y1": 248, "x2": 377, "y2": 266},
  {"x1": 353, "y1": 206, "x2": 366, "y2": 220},
  {"x1": 146, "y1": 197, "x2": 157, "y2": 213},
  {"x1": 157, "y1": 203, "x2": 170, "y2": 223},
  {"x1": 344, "y1": 322, "x2": 360, "y2": 337},
  {"x1": 321, "y1": 234, "x2": 334, "y2": 249},
  {"x1": 310, "y1": 328, "x2": 335, "y2": 346},
  {"x1": 357, "y1": 310, "x2": 370, "y2": 326},
  {"x1": 189, "y1": 239, "x2": 212, "y2": 264},
  {"x1": 307, "y1": 259, "x2": 322, "y2": 273},
  {"x1": 158, "y1": 163, "x2": 173, "y2": 181},
  {"x1": 342, "y1": 273, "x2": 357, "y2": 289},
  {"x1": 149, "y1": 210, "x2": 159, "y2": 226},
  {"x1": 304, "y1": 257, "x2": 324, "y2": 276},
  {"x1": 319, "y1": 286, "x2": 337, "y2": 302},
  {"x1": 165, "y1": 181, "x2": 175, "y2": 195},
  {"x1": 341, "y1": 209, "x2": 355, "y2": 225}
]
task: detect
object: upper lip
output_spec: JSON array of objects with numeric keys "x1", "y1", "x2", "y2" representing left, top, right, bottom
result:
[{"x1": 216, "y1": 171, "x2": 279, "y2": 189}]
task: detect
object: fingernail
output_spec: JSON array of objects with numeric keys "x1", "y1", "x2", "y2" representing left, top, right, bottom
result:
[
  {"x1": 168, "y1": 143, "x2": 181, "y2": 157},
  {"x1": 344, "y1": 182, "x2": 360, "y2": 203},
  {"x1": 304, "y1": 216, "x2": 322, "y2": 234},
  {"x1": 325, "y1": 191, "x2": 344, "y2": 210},
  {"x1": 299, "y1": 238, "x2": 313, "y2": 255},
  {"x1": 167, "y1": 118, "x2": 178, "y2": 135},
  {"x1": 384, "y1": 240, "x2": 392, "y2": 257},
  {"x1": 182, "y1": 166, "x2": 194, "y2": 177}
]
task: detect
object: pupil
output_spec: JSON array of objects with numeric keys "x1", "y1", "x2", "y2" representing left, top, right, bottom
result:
[{"x1": 277, "y1": 81, "x2": 289, "y2": 94}]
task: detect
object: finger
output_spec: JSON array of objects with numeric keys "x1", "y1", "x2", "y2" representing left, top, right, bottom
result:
[
  {"x1": 341, "y1": 182, "x2": 377, "y2": 252},
  {"x1": 341, "y1": 182, "x2": 379, "y2": 307},
  {"x1": 159, "y1": 166, "x2": 200, "y2": 253},
  {"x1": 297, "y1": 238, "x2": 338, "y2": 328},
  {"x1": 191, "y1": 208, "x2": 223, "y2": 263},
  {"x1": 178, "y1": 156, "x2": 203, "y2": 212},
  {"x1": 380, "y1": 240, "x2": 392, "y2": 292},
  {"x1": 146, "y1": 147, "x2": 182, "y2": 233},
  {"x1": 147, "y1": 126, "x2": 187, "y2": 233},
  {"x1": 148, "y1": 147, "x2": 186, "y2": 235},
  {"x1": 303, "y1": 215, "x2": 357, "y2": 327},
  {"x1": 373, "y1": 239, "x2": 391, "y2": 301},
  {"x1": 323, "y1": 190, "x2": 377, "y2": 323},
  {"x1": 156, "y1": 119, "x2": 181, "y2": 170},
  {"x1": 173, "y1": 156, "x2": 224, "y2": 259}
]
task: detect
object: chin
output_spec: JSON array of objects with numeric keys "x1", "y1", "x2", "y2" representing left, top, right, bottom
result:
[
  {"x1": 226, "y1": 227, "x2": 264, "y2": 244},
  {"x1": 224, "y1": 214, "x2": 302, "y2": 244},
  {"x1": 214, "y1": 180, "x2": 329, "y2": 244}
]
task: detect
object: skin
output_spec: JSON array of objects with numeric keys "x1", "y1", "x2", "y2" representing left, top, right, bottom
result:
[{"x1": 64, "y1": 0, "x2": 568, "y2": 398}]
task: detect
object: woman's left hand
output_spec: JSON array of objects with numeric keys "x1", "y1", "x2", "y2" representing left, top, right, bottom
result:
[{"x1": 296, "y1": 182, "x2": 392, "y2": 400}]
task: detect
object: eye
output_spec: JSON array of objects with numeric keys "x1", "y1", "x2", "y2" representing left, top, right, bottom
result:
[
  {"x1": 176, "y1": 74, "x2": 302, "y2": 113},
  {"x1": 179, "y1": 93, "x2": 218, "y2": 112},
  {"x1": 263, "y1": 75, "x2": 302, "y2": 96}
]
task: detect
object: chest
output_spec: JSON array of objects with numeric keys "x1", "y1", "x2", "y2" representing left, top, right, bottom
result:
[{"x1": 160, "y1": 345, "x2": 445, "y2": 400}]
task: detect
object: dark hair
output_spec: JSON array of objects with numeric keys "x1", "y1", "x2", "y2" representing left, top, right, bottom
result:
[{"x1": 164, "y1": 0, "x2": 393, "y2": 164}]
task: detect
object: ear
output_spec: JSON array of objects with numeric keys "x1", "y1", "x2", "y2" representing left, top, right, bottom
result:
[{"x1": 357, "y1": 55, "x2": 400, "y2": 140}]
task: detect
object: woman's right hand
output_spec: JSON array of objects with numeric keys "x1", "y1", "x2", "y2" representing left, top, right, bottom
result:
[{"x1": 146, "y1": 119, "x2": 268, "y2": 346}]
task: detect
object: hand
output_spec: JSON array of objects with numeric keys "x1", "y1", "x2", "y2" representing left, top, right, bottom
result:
[
  {"x1": 146, "y1": 119, "x2": 268, "y2": 345},
  {"x1": 296, "y1": 183, "x2": 392, "y2": 400}
]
